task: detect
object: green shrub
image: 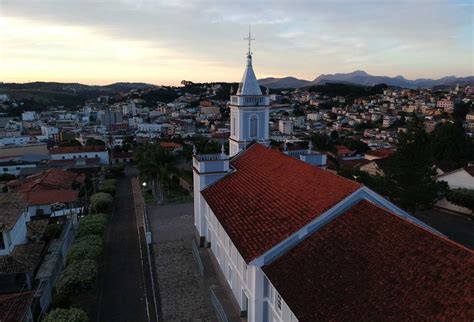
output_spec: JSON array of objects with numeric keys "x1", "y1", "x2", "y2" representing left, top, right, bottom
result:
[
  {"x1": 446, "y1": 188, "x2": 474, "y2": 211},
  {"x1": 90, "y1": 192, "x2": 113, "y2": 213},
  {"x1": 67, "y1": 237, "x2": 103, "y2": 265},
  {"x1": 76, "y1": 214, "x2": 108, "y2": 239},
  {"x1": 50, "y1": 291, "x2": 71, "y2": 309},
  {"x1": 98, "y1": 183, "x2": 116, "y2": 196},
  {"x1": 56, "y1": 259, "x2": 97, "y2": 297},
  {"x1": 44, "y1": 307, "x2": 88, "y2": 322},
  {"x1": 103, "y1": 179, "x2": 117, "y2": 186}
]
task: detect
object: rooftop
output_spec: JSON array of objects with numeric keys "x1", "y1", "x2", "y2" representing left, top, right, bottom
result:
[
  {"x1": 202, "y1": 144, "x2": 361, "y2": 262},
  {"x1": 48, "y1": 145, "x2": 106, "y2": 154},
  {"x1": 0, "y1": 193, "x2": 27, "y2": 231},
  {"x1": 262, "y1": 200, "x2": 474, "y2": 321},
  {"x1": 0, "y1": 291, "x2": 35, "y2": 322}
]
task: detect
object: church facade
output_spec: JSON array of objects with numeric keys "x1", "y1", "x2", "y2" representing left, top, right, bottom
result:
[{"x1": 192, "y1": 45, "x2": 474, "y2": 321}]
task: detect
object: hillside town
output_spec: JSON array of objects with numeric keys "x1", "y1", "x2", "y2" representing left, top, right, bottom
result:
[{"x1": 1, "y1": 51, "x2": 473, "y2": 321}]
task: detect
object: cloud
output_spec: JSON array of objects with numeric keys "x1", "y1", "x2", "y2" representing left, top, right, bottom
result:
[{"x1": 1, "y1": 0, "x2": 472, "y2": 83}]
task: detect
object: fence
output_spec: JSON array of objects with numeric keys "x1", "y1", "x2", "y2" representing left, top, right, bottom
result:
[
  {"x1": 191, "y1": 239, "x2": 204, "y2": 276},
  {"x1": 210, "y1": 288, "x2": 229, "y2": 322}
]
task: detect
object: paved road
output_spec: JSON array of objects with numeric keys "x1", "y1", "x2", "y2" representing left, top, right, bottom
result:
[
  {"x1": 413, "y1": 208, "x2": 474, "y2": 249},
  {"x1": 148, "y1": 202, "x2": 218, "y2": 321},
  {"x1": 95, "y1": 167, "x2": 150, "y2": 322}
]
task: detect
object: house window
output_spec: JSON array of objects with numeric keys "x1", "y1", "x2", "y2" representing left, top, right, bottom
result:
[
  {"x1": 0, "y1": 234, "x2": 5, "y2": 249},
  {"x1": 2, "y1": 168, "x2": 7, "y2": 172},
  {"x1": 95, "y1": 154, "x2": 99, "y2": 158},
  {"x1": 62, "y1": 156, "x2": 65, "y2": 159},
  {"x1": 250, "y1": 115, "x2": 258, "y2": 138}
]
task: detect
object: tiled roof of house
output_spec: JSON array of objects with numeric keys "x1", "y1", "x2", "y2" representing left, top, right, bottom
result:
[
  {"x1": 201, "y1": 144, "x2": 361, "y2": 262},
  {"x1": 0, "y1": 193, "x2": 27, "y2": 231},
  {"x1": 0, "y1": 242, "x2": 45, "y2": 274},
  {"x1": 111, "y1": 151, "x2": 134, "y2": 159},
  {"x1": 24, "y1": 190, "x2": 78, "y2": 205},
  {"x1": 0, "y1": 291, "x2": 35, "y2": 322},
  {"x1": 262, "y1": 200, "x2": 474, "y2": 321},
  {"x1": 10, "y1": 169, "x2": 80, "y2": 193},
  {"x1": 160, "y1": 142, "x2": 183, "y2": 149},
  {"x1": 49, "y1": 145, "x2": 106, "y2": 154}
]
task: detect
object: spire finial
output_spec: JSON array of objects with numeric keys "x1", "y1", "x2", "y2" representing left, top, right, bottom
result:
[
  {"x1": 192, "y1": 144, "x2": 197, "y2": 155},
  {"x1": 308, "y1": 140, "x2": 313, "y2": 152},
  {"x1": 283, "y1": 141, "x2": 288, "y2": 151},
  {"x1": 221, "y1": 142, "x2": 225, "y2": 155},
  {"x1": 244, "y1": 25, "x2": 255, "y2": 57}
]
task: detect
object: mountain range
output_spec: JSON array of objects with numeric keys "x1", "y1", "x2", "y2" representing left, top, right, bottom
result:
[{"x1": 259, "y1": 70, "x2": 474, "y2": 89}]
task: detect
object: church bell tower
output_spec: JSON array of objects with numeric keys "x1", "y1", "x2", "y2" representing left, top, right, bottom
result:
[{"x1": 229, "y1": 29, "x2": 270, "y2": 157}]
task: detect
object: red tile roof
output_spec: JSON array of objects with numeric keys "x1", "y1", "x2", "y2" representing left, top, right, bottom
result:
[
  {"x1": 24, "y1": 190, "x2": 78, "y2": 205},
  {"x1": 202, "y1": 144, "x2": 361, "y2": 262},
  {"x1": 49, "y1": 145, "x2": 106, "y2": 154},
  {"x1": 11, "y1": 169, "x2": 80, "y2": 193},
  {"x1": 0, "y1": 291, "x2": 34, "y2": 322},
  {"x1": 262, "y1": 200, "x2": 474, "y2": 321},
  {"x1": 335, "y1": 145, "x2": 353, "y2": 156},
  {"x1": 160, "y1": 142, "x2": 183, "y2": 149}
]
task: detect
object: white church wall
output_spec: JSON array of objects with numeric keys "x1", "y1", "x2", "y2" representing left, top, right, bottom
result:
[{"x1": 206, "y1": 204, "x2": 258, "y2": 319}]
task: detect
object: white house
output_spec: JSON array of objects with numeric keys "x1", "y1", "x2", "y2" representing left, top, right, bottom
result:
[
  {"x1": 436, "y1": 166, "x2": 474, "y2": 215},
  {"x1": 278, "y1": 120, "x2": 293, "y2": 135},
  {"x1": 49, "y1": 145, "x2": 109, "y2": 165},
  {"x1": 0, "y1": 193, "x2": 29, "y2": 256},
  {"x1": 192, "y1": 42, "x2": 473, "y2": 321}
]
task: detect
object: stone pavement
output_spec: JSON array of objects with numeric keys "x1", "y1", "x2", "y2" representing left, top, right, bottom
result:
[
  {"x1": 147, "y1": 202, "x2": 242, "y2": 322},
  {"x1": 148, "y1": 202, "x2": 217, "y2": 321}
]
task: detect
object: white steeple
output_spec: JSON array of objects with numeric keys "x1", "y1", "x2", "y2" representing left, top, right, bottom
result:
[
  {"x1": 228, "y1": 27, "x2": 270, "y2": 157},
  {"x1": 236, "y1": 26, "x2": 262, "y2": 96}
]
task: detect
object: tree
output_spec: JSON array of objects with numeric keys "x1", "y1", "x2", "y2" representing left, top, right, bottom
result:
[
  {"x1": 430, "y1": 122, "x2": 473, "y2": 170},
  {"x1": 86, "y1": 138, "x2": 106, "y2": 146},
  {"x1": 90, "y1": 192, "x2": 113, "y2": 213},
  {"x1": 44, "y1": 308, "x2": 88, "y2": 322},
  {"x1": 310, "y1": 133, "x2": 334, "y2": 152},
  {"x1": 384, "y1": 118, "x2": 438, "y2": 210},
  {"x1": 452, "y1": 101, "x2": 471, "y2": 122},
  {"x1": 59, "y1": 139, "x2": 81, "y2": 147},
  {"x1": 343, "y1": 139, "x2": 370, "y2": 154},
  {"x1": 56, "y1": 259, "x2": 98, "y2": 297},
  {"x1": 446, "y1": 188, "x2": 474, "y2": 212},
  {"x1": 0, "y1": 173, "x2": 16, "y2": 181},
  {"x1": 135, "y1": 143, "x2": 176, "y2": 199},
  {"x1": 67, "y1": 236, "x2": 103, "y2": 264}
]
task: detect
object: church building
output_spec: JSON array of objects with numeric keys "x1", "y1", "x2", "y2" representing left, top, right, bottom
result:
[{"x1": 192, "y1": 39, "x2": 474, "y2": 321}]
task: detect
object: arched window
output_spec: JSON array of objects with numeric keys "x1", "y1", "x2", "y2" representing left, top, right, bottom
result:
[
  {"x1": 232, "y1": 115, "x2": 236, "y2": 136},
  {"x1": 250, "y1": 115, "x2": 258, "y2": 138}
]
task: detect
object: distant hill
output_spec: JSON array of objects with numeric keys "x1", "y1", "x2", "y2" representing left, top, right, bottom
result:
[
  {"x1": 259, "y1": 76, "x2": 311, "y2": 89},
  {"x1": 0, "y1": 81, "x2": 159, "y2": 92},
  {"x1": 259, "y1": 71, "x2": 474, "y2": 89}
]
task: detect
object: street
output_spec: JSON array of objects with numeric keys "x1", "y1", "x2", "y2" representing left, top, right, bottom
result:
[{"x1": 95, "y1": 166, "x2": 155, "y2": 322}]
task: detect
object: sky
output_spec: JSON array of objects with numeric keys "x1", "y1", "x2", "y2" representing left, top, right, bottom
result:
[{"x1": 0, "y1": 0, "x2": 473, "y2": 85}]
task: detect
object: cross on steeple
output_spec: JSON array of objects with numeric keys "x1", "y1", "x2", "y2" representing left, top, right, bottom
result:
[{"x1": 244, "y1": 25, "x2": 255, "y2": 56}]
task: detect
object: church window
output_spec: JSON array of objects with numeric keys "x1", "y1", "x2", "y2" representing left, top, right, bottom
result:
[
  {"x1": 250, "y1": 115, "x2": 258, "y2": 138},
  {"x1": 232, "y1": 116, "x2": 236, "y2": 136}
]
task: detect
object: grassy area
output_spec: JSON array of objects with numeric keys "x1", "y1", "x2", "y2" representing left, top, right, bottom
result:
[{"x1": 143, "y1": 191, "x2": 155, "y2": 204}]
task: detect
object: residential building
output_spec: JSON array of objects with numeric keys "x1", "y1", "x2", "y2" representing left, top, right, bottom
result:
[{"x1": 49, "y1": 145, "x2": 109, "y2": 165}]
